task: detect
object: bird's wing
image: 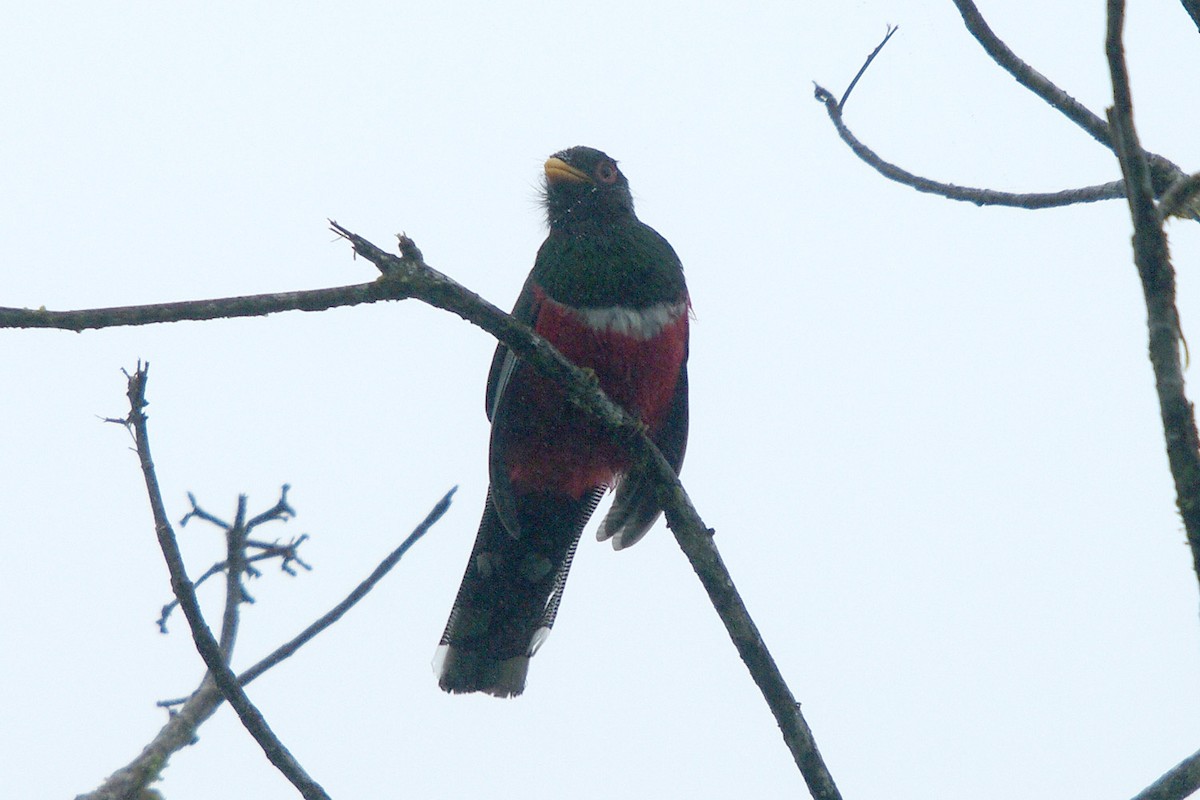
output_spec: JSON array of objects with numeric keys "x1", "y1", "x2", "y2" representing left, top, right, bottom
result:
[
  {"x1": 485, "y1": 274, "x2": 541, "y2": 422},
  {"x1": 596, "y1": 361, "x2": 689, "y2": 549}
]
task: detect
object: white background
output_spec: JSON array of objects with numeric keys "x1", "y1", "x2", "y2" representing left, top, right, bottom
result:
[{"x1": 3, "y1": 2, "x2": 1200, "y2": 798}]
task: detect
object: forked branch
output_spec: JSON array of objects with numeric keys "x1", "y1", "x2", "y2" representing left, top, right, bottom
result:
[
  {"x1": 812, "y1": 28, "x2": 1127, "y2": 210},
  {"x1": 79, "y1": 370, "x2": 452, "y2": 800},
  {"x1": 122, "y1": 363, "x2": 332, "y2": 800},
  {"x1": 816, "y1": 7, "x2": 1197, "y2": 216},
  {"x1": 1104, "y1": 0, "x2": 1200, "y2": 604}
]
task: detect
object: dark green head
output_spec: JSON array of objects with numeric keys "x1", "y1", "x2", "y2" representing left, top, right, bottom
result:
[{"x1": 543, "y1": 146, "x2": 636, "y2": 231}]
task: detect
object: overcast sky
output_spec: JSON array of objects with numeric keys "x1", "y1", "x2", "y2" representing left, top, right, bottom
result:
[{"x1": 4, "y1": 2, "x2": 1200, "y2": 799}]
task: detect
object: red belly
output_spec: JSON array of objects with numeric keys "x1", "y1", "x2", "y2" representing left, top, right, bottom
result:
[{"x1": 501, "y1": 297, "x2": 688, "y2": 497}]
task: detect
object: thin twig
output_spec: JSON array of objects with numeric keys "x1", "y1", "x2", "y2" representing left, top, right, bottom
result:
[
  {"x1": 157, "y1": 492, "x2": 450, "y2": 708},
  {"x1": 237, "y1": 486, "x2": 454, "y2": 685},
  {"x1": 124, "y1": 364, "x2": 332, "y2": 800},
  {"x1": 330, "y1": 225, "x2": 843, "y2": 800},
  {"x1": 181, "y1": 492, "x2": 232, "y2": 529},
  {"x1": 161, "y1": 490, "x2": 303, "y2": 631},
  {"x1": 1158, "y1": 172, "x2": 1200, "y2": 223},
  {"x1": 1130, "y1": 745, "x2": 1200, "y2": 800},
  {"x1": 218, "y1": 495, "x2": 249, "y2": 660},
  {"x1": 813, "y1": 83, "x2": 1125, "y2": 208},
  {"x1": 1105, "y1": 0, "x2": 1200, "y2": 591},
  {"x1": 838, "y1": 24, "x2": 898, "y2": 110},
  {"x1": 157, "y1": 534, "x2": 310, "y2": 632},
  {"x1": 246, "y1": 487, "x2": 297, "y2": 529}
]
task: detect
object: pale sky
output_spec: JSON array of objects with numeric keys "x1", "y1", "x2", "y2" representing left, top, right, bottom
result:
[{"x1": 4, "y1": 2, "x2": 1200, "y2": 799}]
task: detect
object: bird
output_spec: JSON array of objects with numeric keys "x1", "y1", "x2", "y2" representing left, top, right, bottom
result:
[{"x1": 434, "y1": 146, "x2": 691, "y2": 697}]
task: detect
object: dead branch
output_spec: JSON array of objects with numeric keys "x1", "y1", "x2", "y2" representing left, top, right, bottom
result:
[
  {"x1": 812, "y1": 80, "x2": 1125, "y2": 208},
  {"x1": 1158, "y1": 172, "x2": 1200, "y2": 223},
  {"x1": 235, "y1": 487, "x2": 454, "y2": 686},
  {"x1": 1184, "y1": 0, "x2": 1200, "y2": 33},
  {"x1": 1131, "y1": 745, "x2": 1200, "y2": 800},
  {"x1": 0, "y1": 282, "x2": 408, "y2": 331},
  {"x1": 817, "y1": 6, "x2": 1196, "y2": 215},
  {"x1": 1104, "y1": 0, "x2": 1200, "y2": 602},
  {"x1": 124, "y1": 363, "x2": 331, "y2": 800}
]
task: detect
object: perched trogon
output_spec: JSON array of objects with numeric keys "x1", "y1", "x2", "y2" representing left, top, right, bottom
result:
[{"x1": 435, "y1": 146, "x2": 690, "y2": 697}]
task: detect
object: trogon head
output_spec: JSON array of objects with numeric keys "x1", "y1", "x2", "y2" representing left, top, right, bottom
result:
[{"x1": 543, "y1": 146, "x2": 636, "y2": 231}]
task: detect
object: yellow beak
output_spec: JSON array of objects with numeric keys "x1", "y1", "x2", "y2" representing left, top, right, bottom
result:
[{"x1": 544, "y1": 157, "x2": 590, "y2": 184}]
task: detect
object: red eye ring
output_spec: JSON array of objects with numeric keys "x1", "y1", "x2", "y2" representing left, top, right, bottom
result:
[{"x1": 594, "y1": 161, "x2": 619, "y2": 184}]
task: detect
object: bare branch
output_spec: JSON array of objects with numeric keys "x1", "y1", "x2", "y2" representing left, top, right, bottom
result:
[
  {"x1": 1158, "y1": 172, "x2": 1200, "y2": 223},
  {"x1": 813, "y1": 82, "x2": 1125, "y2": 208},
  {"x1": 329, "y1": 222, "x2": 645, "y2": 443},
  {"x1": 237, "y1": 486, "x2": 455, "y2": 685},
  {"x1": 0, "y1": 282, "x2": 408, "y2": 331},
  {"x1": 1105, "y1": 0, "x2": 1200, "y2": 591},
  {"x1": 218, "y1": 495, "x2": 249, "y2": 660},
  {"x1": 0, "y1": 223, "x2": 513, "y2": 335},
  {"x1": 89, "y1": 480, "x2": 441, "y2": 800},
  {"x1": 814, "y1": 25, "x2": 1125, "y2": 210},
  {"x1": 156, "y1": 490, "x2": 449, "y2": 708},
  {"x1": 838, "y1": 24, "x2": 898, "y2": 110},
  {"x1": 1131, "y1": 746, "x2": 1200, "y2": 800},
  {"x1": 818, "y1": 2, "x2": 1193, "y2": 210},
  {"x1": 951, "y1": 0, "x2": 1111, "y2": 147},
  {"x1": 74, "y1": 679, "x2": 224, "y2": 800},
  {"x1": 950, "y1": 0, "x2": 1188, "y2": 197},
  {"x1": 158, "y1": 537, "x2": 311, "y2": 630},
  {"x1": 161, "y1": 489, "x2": 305, "y2": 631},
  {"x1": 245, "y1": 486, "x2": 297, "y2": 529},
  {"x1": 1179, "y1": 0, "x2": 1200, "y2": 33},
  {"x1": 123, "y1": 364, "x2": 332, "y2": 800}
]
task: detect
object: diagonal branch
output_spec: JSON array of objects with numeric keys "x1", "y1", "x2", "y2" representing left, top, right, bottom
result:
[
  {"x1": 951, "y1": 0, "x2": 1111, "y2": 147},
  {"x1": 838, "y1": 24, "x2": 899, "y2": 110},
  {"x1": 123, "y1": 363, "x2": 332, "y2": 800},
  {"x1": 1105, "y1": 0, "x2": 1200, "y2": 592},
  {"x1": 235, "y1": 486, "x2": 454, "y2": 685},
  {"x1": 1178, "y1": 0, "x2": 1200, "y2": 33},
  {"x1": 329, "y1": 224, "x2": 843, "y2": 800},
  {"x1": 73, "y1": 679, "x2": 224, "y2": 800},
  {"x1": 1130, "y1": 746, "x2": 1200, "y2": 800}
]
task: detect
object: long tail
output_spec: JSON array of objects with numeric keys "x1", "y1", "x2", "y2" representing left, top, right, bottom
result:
[{"x1": 435, "y1": 486, "x2": 604, "y2": 697}]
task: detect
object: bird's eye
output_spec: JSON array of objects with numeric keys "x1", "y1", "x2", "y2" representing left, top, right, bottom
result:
[{"x1": 594, "y1": 161, "x2": 618, "y2": 184}]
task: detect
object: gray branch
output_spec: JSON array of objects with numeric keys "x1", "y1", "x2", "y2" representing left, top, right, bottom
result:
[
  {"x1": 813, "y1": 81, "x2": 1126, "y2": 208},
  {"x1": 123, "y1": 364, "x2": 332, "y2": 800},
  {"x1": 1105, "y1": 0, "x2": 1200, "y2": 623}
]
